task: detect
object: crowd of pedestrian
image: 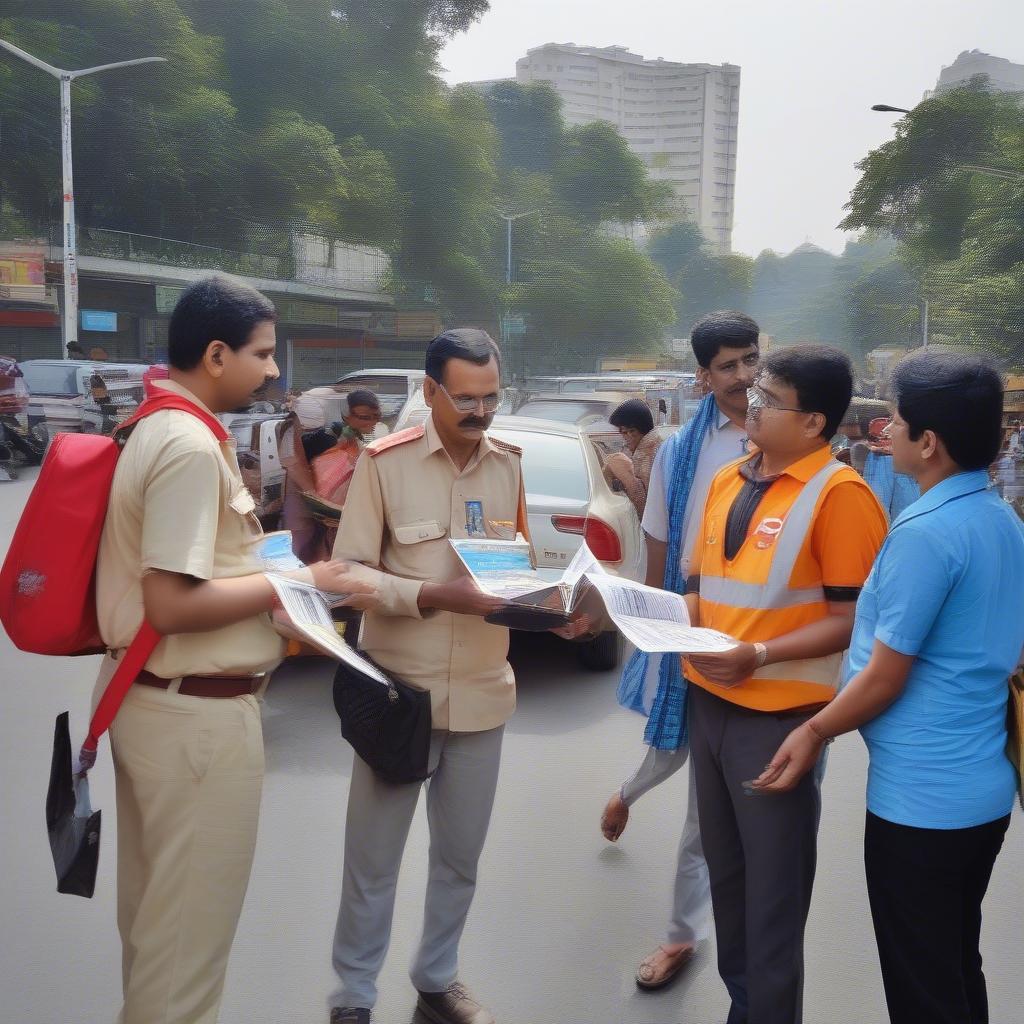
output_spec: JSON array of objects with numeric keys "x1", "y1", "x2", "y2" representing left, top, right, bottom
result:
[{"x1": 67, "y1": 274, "x2": 1024, "y2": 1024}]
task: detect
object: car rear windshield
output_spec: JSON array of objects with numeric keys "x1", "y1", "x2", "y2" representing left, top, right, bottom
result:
[
  {"x1": 21, "y1": 364, "x2": 79, "y2": 395},
  {"x1": 515, "y1": 400, "x2": 610, "y2": 423},
  {"x1": 491, "y1": 429, "x2": 590, "y2": 501}
]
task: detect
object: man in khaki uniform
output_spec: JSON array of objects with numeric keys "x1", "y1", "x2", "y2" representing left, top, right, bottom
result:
[
  {"x1": 329, "y1": 329, "x2": 578, "y2": 1024},
  {"x1": 95, "y1": 275, "x2": 370, "y2": 1024}
]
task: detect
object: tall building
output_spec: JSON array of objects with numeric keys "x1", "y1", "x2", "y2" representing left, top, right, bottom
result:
[
  {"x1": 513, "y1": 43, "x2": 740, "y2": 251},
  {"x1": 930, "y1": 50, "x2": 1024, "y2": 96}
]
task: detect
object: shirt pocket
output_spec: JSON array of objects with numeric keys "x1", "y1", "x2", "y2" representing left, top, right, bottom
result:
[{"x1": 393, "y1": 521, "x2": 447, "y2": 545}]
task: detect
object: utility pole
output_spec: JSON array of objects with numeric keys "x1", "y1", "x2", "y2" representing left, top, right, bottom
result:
[{"x1": 0, "y1": 38, "x2": 165, "y2": 357}]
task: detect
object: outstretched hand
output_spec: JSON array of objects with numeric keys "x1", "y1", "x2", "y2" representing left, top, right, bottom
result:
[{"x1": 750, "y1": 722, "x2": 825, "y2": 793}]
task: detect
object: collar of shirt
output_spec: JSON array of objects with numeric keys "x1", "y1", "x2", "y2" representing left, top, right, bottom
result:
[
  {"x1": 150, "y1": 377, "x2": 220, "y2": 420},
  {"x1": 424, "y1": 411, "x2": 498, "y2": 472},
  {"x1": 740, "y1": 443, "x2": 833, "y2": 485},
  {"x1": 891, "y1": 469, "x2": 990, "y2": 529}
]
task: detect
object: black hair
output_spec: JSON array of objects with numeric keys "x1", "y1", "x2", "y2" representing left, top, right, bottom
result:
[
  {"x1": 167, "y1": 275, "x2": 276, "y2": 371},
  {"x1": 890, "y1": 350, "x2": 1003, "y2": 470},
  {"x1": 690, "y1": 310, "x2": 760, "y2": 369},
  {"x1": 762, "y1": 345, "x2": 853, "y2": 439},
  {"x1": 347, "y1": 389, "x2": 380, "y2": 411},
  {"x1": 424, "y1": 328, "x2": 501, "y2": 383},
  {"x1": 609, "y1": 398, "x2": 654, "y2": 434}
]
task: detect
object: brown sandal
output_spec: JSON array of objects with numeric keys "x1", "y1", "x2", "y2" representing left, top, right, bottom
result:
[{"x1": 635, "y1": 944, "x2": 695, "y2": 990}]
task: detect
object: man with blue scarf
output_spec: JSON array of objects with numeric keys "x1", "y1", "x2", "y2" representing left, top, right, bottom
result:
[{"x1": 600, "y1": 311, "x2": 760, "y2": 991}]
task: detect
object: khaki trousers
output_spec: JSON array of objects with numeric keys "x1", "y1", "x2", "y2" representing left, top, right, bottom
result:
[{"x1": 98, "y1": 666, "x2": 265, "y2": 1024}]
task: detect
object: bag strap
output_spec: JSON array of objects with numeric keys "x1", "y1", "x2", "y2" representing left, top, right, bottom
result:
[
  {"x1": 79, "y1": 622, "x2": 161, "y2": 770},
  {"x1": 116, "y1": 390, "x2": 230, "y2": 443},
  {"x1": 78, "y1": 392, "x2": 230, "y2": 771}
]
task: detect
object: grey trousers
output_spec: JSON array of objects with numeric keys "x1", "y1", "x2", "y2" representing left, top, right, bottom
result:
[
  {"x1": 620, "y1": 745, "x2": 711, "y2": 946},
  {"x1": 330, "y1": 726, "x2": 504, "y2": 1011},
  {"x1": 688, "y1": 686, "x2": 821, "y2": 1024}
]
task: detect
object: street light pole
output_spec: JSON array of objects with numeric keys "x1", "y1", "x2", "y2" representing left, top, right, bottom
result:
[
  {"x1": 0, "y1": 38, "x2": 166, "y2": 357},
  {"x1": 496, "y1": 209, "x2": 539, "y2": 285},
  {"x1": 495, "y1": 209, "x2": 539, "y2": 380}
]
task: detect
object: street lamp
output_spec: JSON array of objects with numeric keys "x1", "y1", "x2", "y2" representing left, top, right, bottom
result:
[
  {"x1": 0, "y1": 38, "x2": 166, "y2": 357},
  {"x1": 496, "y1": 209, "x2": 539, "y2": 285},
  {"x1": 871, "y1": 103, "x2": 913, "y2": 114}
]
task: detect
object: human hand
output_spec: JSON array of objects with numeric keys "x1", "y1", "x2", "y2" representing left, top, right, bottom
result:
[
  {"x1": 603, "y1": 452, "x2": 634, "y2": 482},
  {"x1": 750, "y1": 722, "x2": 825, "y2": 793},
  {"x1": 551, "y1": 611, "x2": 594, "y2": 640},
  {"x1": 421, "y1": 574, "x2": 510, "y2": 617},
  {"x1": 552, "y1": 610, "x2": 593, "y2": 634},
  {"x1": 687, "y1": 641, "x2": 758, "y2": 686},
  {"x1": 307, "y1": 560, "x2": 380, "y2": 611}
]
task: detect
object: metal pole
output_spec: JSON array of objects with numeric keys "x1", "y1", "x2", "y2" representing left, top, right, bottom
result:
[
  {"x1": 505, "y1": 217, "x2": 512, "y2": 285},
  {"x1": 921, "y1": 297, "x2": 929, "y2": 348},
  {"x1": 0, "y1": 39, "x2": 165, "y2": 358},
  {"x1": 60, "y1": 73, "x2": 78, "y2": 354}
]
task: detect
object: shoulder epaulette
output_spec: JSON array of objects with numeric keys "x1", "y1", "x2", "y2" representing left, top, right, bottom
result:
[
  {"x1": 368, "y1": 424, "x2": 426, "y2": 457},
  {"x1": 490, "y1": 435, "x2": 522, "y2": 456}
]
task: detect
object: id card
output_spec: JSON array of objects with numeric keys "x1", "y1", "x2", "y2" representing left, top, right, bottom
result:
[{"x1": 465, "y1": 499, "x2": 486, "y2": 537}]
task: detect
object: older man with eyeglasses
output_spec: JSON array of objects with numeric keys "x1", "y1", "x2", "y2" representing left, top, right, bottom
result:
[{"x1": 326, "y1": 329, "x2": 586, "y2": 1024}]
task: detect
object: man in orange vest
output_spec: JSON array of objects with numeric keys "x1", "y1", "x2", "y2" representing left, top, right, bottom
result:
[{"x1": 683, "y1": 346, "x2": 887, "y2": 1024}]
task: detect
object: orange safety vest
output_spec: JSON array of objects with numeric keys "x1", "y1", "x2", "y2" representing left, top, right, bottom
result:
[{"x1": 689, "y1": 456, "x2": 856, "y2": 712}]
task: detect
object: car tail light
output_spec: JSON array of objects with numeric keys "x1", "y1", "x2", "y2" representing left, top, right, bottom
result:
[{"x1": 551, "y1": 515, "x2": 623, "y2": 563}]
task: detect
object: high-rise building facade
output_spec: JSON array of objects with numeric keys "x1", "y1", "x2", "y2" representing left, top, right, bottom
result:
[
  {"x1": 930, "y1": 50, "x2": 1024, "y2": 96},
  {"x1": 514, "y1": 43, "x2": 740, "y2": 251}
]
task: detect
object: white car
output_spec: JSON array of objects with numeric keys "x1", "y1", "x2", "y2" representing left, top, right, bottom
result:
[
  {"x1": 301, "y1": 369, "x2": 427, "y2": 432},
  {"x1": 489, "y1": 415, "x2": 644, "y2": 670}
]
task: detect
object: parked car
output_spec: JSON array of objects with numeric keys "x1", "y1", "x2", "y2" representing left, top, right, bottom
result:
[
  {"x1": 300, "y1": 369, "x2": 426, "y2": 432},
  {"x1": 220, "y1": 411, "x2": 289, "y2": 527},
  {"x1": 20, "y1": 359, "x2": 147, "y2": 437},
  {"x1": 518, "y1": 372, "x2": 701, "y2": 425},
  {"x1": 489, "y1": 415, "x2": 644, "y2": 670}
]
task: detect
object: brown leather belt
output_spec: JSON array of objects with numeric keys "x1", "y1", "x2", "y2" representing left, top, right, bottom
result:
[{"x1": 136, "y1": 670, "x2": 266, "y2": 699}]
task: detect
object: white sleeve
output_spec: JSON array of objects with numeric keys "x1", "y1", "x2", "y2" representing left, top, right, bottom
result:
[{"x1": 640, "y1": 441, "x2": 670, "y2": 542}]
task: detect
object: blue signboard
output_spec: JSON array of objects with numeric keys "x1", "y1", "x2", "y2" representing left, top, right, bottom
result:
[{"x1": 81, "y1": 309, "x2": 118, "y2": 332}]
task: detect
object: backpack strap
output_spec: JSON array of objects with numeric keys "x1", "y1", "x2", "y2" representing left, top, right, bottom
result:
[
  {"x1": 79, "y1": 622, "x2": 161, "y2": 770},
  {"x1": 116, "y1": 390, "x2": 230, "y2": 443},
  {"x1": 78, "y1": 392, "x2": 231, "y2": 771}
]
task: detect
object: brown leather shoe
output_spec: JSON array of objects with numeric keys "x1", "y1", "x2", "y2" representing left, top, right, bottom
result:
[{"x1": 416, "y1": 981, "x2": 495, "y2": 1024}]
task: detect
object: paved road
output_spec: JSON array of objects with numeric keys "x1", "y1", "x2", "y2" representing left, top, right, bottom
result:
[{"x1": 1, "y1": 468, "x2": 1021, "y2": 1024}]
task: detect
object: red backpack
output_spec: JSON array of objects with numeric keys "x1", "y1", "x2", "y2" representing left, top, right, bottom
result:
[{"x1": 0, "y1": 390, "x2": 229, "y2": 765}]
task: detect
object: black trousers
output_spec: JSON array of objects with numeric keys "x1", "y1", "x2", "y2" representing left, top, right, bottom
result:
[
  {"x1": 688, "y1": 685, "x2": 821, "y2": 1024},
  {"x1": 864, "y1": 810, "x2": 1011, "y2": 1024}
]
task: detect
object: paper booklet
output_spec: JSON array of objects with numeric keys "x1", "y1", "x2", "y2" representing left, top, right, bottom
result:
[
  {"x1": 265, "y1": 572, "x2": 392, "y2": 687},
  {"x1": 449, "y1": 537, "x2": 737, "y2": 654}
]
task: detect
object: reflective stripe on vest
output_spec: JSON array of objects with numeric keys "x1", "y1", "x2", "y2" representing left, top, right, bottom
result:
[
  {"x1": 700, "y1": 460, "x2": 846, "y2": 610},
  {"x1": 700, "y1": 459, "x2": 847, "y2": 692}
]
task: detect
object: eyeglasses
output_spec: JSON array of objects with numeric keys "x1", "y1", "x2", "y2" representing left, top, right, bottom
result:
[
  {"x1": 438, "y1": 382, "x2": 502, "y2": 414},
  {"x1": 746, "y1": 385, "x2": 806, "y2": 414}
]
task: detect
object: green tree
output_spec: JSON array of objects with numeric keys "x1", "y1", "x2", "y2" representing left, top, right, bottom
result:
[{"x1": 841, "y1": 81, "x2": 1024, "y2": 362}]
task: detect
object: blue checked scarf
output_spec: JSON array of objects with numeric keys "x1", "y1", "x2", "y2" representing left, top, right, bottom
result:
[{"x1": 615, "y1": 393, "x2": 720, "y2": 750}]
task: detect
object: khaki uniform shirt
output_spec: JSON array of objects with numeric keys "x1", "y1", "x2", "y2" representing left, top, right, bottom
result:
[
  {"x1": 333, "y1": 414, "x2": 524, "y2": 731},
  {"x1": 96, "y1": 380, "x2": 285, "y2": 678}
]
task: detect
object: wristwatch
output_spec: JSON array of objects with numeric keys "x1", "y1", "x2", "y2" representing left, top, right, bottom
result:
[{"x1": 753, "y1": 642, "x2": 768, "y2": 668}]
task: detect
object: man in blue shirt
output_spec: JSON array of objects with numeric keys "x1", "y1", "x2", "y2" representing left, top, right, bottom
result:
[{"x1": 752, "y1": 350, "x2": 1024, "y2": 1024}]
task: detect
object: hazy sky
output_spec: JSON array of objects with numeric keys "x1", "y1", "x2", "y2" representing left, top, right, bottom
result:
[{"x1": 440, "y1": 0, "x2": 1024, "y2": 257}]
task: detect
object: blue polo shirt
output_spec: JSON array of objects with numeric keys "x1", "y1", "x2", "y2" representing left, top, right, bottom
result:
[{"x1": 847, "y1": 470, "x2": 1024, "y2": 829}]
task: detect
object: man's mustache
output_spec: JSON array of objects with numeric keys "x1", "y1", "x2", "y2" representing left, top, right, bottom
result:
[{"x1": 460, "y1": 416, "x2": 491, "y2": 430}]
